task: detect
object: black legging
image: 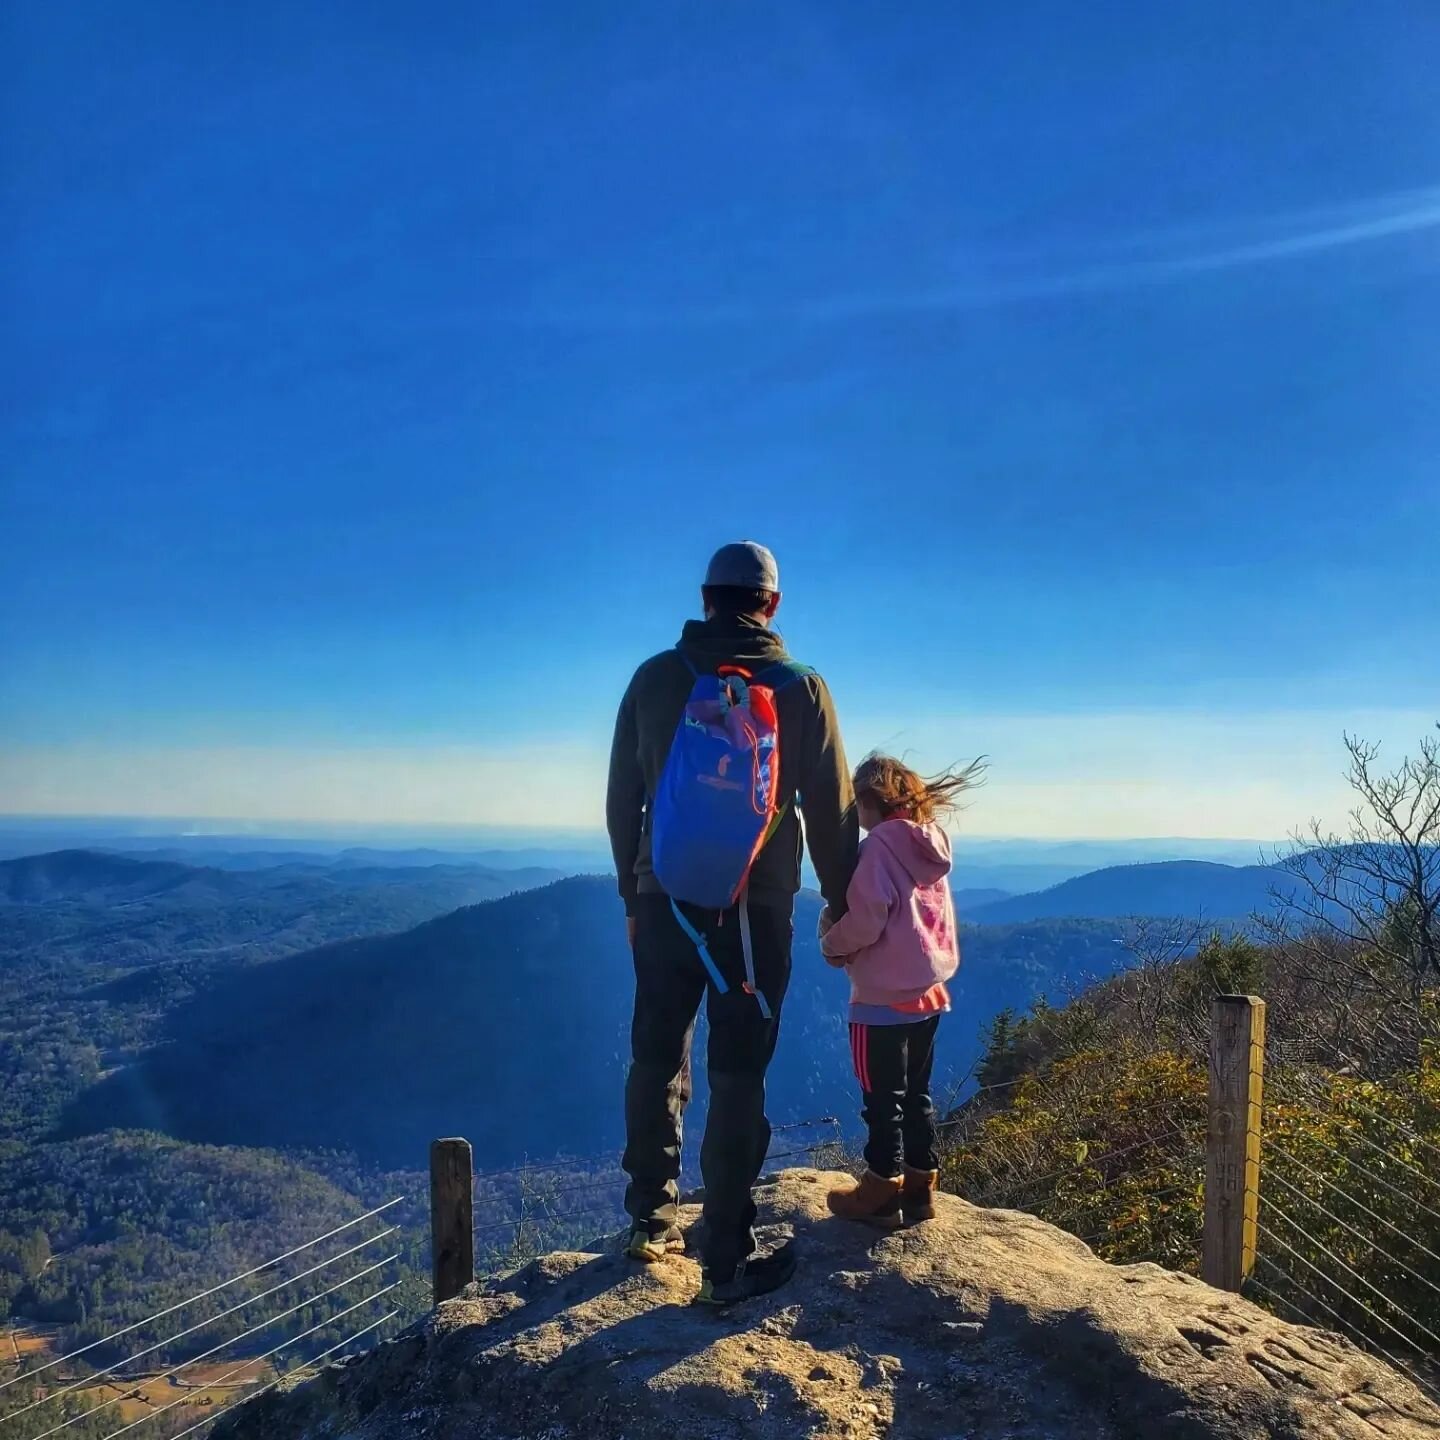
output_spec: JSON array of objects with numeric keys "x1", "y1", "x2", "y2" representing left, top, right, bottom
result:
[{"x1": 849, "y1": 1014, "x2": 941, "y2": 1177}]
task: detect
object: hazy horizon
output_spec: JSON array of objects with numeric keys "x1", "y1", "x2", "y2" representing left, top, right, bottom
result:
[
  {"x1": 0, "y1": 811, "x2": 1283, "y2": 856},
  {"x1": 1, "y1": 705, "x2": 1432, "y2": 840}
]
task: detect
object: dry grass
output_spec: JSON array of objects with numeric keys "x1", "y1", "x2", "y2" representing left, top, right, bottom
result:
[
  {"x1": 3, "y1": 1329, "x2": 272, "y2": 1425},
  {"x1": 3, "y1": 1323, "x2": 62, "y2": 1366},
  {"x1": 86, "y1": 1360, "x2": 274, "y2": 1423}
]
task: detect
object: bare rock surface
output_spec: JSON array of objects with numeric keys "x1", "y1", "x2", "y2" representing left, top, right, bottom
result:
[{"x1": 215, "y1": 1168, "x2": 1440, "y2": 1440}]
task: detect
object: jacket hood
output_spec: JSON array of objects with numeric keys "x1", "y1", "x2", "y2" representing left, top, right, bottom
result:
[
  {"x1": 871, "y1": 818, "x2": 952, "y2": 885},
  {"x1": 677, "y1": 615, "x2": 789, "y2": 669}
]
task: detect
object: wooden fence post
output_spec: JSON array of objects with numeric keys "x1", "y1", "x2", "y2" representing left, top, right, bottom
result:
[
  {"x1": 1203, "y1": 996, "x2": 1265, "y2": 1292},
  {"x1": 430, "y1": 1137, "x2": 474, "y2": 1305}
]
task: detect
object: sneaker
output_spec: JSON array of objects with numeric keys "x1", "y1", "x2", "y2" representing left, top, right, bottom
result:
[
  {"x1": 625, "y1": 1224, "x2": 686, "y2": 1263},
  {"x1": 826, "y1": 1169, "x2": 904, "y2": 1228},
  {"x1": 694, "y1": 1240, "x2": 798, "y2": 1307}
]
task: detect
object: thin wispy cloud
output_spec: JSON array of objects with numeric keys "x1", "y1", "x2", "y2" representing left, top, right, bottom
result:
[
  {"x1": 525, "y1": 184, "x2": 1440, "y2": 330},
  {"x1": 1056, "y1": 186, "x2": 1440, "y2": 278}
]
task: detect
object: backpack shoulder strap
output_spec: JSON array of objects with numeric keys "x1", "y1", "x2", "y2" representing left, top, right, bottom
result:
[
  {"x1": 753, "y1": 658, "x2": 815, "y2": 691},
  {"x1": 673, "y1": 646, "x2": 700, "y2": 679}
]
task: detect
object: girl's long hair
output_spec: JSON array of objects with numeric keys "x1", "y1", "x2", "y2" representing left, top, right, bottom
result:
[{"x1": 853, "y1": 752, "x2": 987, "y2": 826}]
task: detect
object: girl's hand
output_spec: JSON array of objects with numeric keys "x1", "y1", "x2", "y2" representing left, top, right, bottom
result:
[{"x1": 825, "y1": 951, "x2": 848, "y2": 969}]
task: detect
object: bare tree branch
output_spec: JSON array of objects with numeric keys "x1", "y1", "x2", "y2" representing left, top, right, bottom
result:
[{"x1": 1266, "y1": 723, "x2": 1440, "y2": 1061}]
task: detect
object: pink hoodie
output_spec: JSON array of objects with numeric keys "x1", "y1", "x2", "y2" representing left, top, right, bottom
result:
[{"x1": 820, "y1": 818, "x2": 960, "y2": 1006}]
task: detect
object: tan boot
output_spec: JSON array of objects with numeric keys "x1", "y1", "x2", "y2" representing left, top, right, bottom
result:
[
  {"x1": 901, "y1": 1166, "x2": 939, "y2": 1223},
  {"x1": 826, "y1": 1170, "x2": 903, "y2": 1228}
]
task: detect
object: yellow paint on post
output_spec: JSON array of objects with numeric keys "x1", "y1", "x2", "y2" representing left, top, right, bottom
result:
[{"x1": 1203, "y1": 995, "x2": 1265, "y2": 1292}]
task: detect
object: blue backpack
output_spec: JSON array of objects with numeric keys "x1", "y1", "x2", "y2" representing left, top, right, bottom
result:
[{"x1": 651, "y1": 650, "x2": 812, "y2": 1016}]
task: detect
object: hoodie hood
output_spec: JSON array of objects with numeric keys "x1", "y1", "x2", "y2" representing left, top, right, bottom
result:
[
  {"x1": 677, "y1": 615, "x2": 788, "y2": 669},
  {"x1": 870, "y1": 818, "x2": 952, "y2": 886}
]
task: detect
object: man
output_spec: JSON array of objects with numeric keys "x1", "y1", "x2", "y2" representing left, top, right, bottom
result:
[{"x1": 606, "y1": 540, "x2": 858, "y2": 1304}]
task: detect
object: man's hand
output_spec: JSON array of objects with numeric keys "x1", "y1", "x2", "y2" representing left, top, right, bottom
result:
[
  {"x1": 626, "y1": 915, "x2": 638, "y2": 950},
  {"x1": 817, "y1": 906, "x2": 835, "y2": 939}
]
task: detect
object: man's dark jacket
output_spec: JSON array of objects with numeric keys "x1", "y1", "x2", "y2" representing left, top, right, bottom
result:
[{"x1": 606, "y1": 615, "x2": 858, "y2": 918}]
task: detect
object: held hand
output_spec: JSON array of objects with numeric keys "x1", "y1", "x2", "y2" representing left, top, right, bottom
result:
[
  {"x1": 817, "y1": 906, "x2": 835, "y2": 940},
  {"x1": 825, "y1": 951, "x2": 848, "y2": 969},
  {"x1": 626, "y1": 915, "x2": 638, "y2": 951}
]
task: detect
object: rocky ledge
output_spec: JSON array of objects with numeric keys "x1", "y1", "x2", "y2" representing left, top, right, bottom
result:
[{"x1": 215, "y1": 1168, "x2": 1439, "y2": 1440}]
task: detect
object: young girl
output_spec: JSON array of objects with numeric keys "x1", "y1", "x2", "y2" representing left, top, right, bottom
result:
[{"x1": 819, "y1": 752, "x2": 981, "y2": 1226}]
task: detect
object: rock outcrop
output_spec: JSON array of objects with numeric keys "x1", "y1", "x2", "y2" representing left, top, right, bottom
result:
[{"x1": 217, "y1": 1169, "x2": 1440, "y2": 1440}]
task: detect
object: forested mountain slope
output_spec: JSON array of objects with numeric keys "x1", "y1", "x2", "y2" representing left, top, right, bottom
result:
[{"x1": 64, "y1": 878, "x2": 1134, "y2": 1168}]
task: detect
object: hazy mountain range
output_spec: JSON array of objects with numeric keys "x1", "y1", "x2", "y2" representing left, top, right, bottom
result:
[
  {"x1": 0, "y1": 848, "x2": 562, "y2": 977},
  {"x1": 60, "y1": 876, "x2": 1130, "y2": 1167},
  {"x1": 0, "y1": 816, "x2": 1276, "y2": 893},
  {"x1": 6, "y1": 844, "x2": 1305, "y2": 1173},
  {"x1": 17, "y1": 844, "x2": 1298, "y2": 1170}
]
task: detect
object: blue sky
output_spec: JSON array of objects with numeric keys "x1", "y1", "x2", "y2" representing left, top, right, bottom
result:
[{"x1": 2, "y1": 1, "x2": 1437, "y2": 836}]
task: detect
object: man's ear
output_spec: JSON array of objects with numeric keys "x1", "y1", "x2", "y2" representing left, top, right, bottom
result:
[{"x1": 763, "y1": 591, "x2": 782, "y2": 620}]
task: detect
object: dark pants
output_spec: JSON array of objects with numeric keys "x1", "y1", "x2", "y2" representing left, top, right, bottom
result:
[
  {"x1": 849, "y1": 1015, "x2": 941, "y2": 1178},
  {"x1": 623, "y1": 893, "x2": 792, "y2": 1278}
]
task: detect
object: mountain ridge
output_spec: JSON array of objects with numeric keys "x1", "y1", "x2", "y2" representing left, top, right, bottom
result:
[
  {"x1": 967, "y1": 858, "x2": 1292, "y2": 924},
  {"x1": 0, "y1": 848, "x2": 243, "y2": 903}
]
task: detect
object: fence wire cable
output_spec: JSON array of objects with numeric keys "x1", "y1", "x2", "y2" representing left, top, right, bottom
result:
[
  {"x1": 1261, "y1": 1193, "x2": 1440, "y2": 1349},
  {"x1": 1262, "y1": 1168, "x2": 1440, "y2": 1305},
  {"x1": 154, "y1": 1309, "x2": 398, "y2": 1440},
  {"x1": 1076, "y1": 1181, "x2": 1203, "y2": 1246},
  {"x1": 1266, "y1": 1138, "x2": 1440, "y2": 1270},
  {"x1": 26, "y1": 1254, "x2": 399, "y2": 1440},
  {"x1": 475, "y1": 1203, "x2": 615, "y2": 1239},
  {"x1": 471, "y1": 1117, "x2": 837, "y2": 1188},
  {"x1": 939, "y1": 1130, "x2": 1016, "y2": 1197},
  {"x1": 1264, "y1": 1124, "x2": 1440, "y2": 1227},
  {"x1": 979, "y1": 1127, "x2": 1195, "y2": 1207},
  {"x1": 765, "y1": 1145, "x2": 833, "y2": 1165},
  {"x1": 474, "y1": 1159, "x2": 605, "y2": 1184},
  {"x1": 0, "y1": 1199, "x2": 405, "y2": 1395},
  {"x1": 1350, "y1": 1101, "x2": 1440, "y2": 1168},
  {"x1": 516, "y1": 1175, "x2": 625, "y2": 1202},
  {"x1": 1032, "y1": 1156, "x2": 1201, "y2": 1208},
  {"x1": 91, "y1": 1292, "x2": 399, "y2": 1440},
  {"x1": 3, "y1": 1227, "x2": 398, "y2": 1424},
  {"x1": 935, "y1": 1077, "x2": 1028, "y2": 1129},
  {"x1": 940, "y1": 1086, "x2": 1193, "y2": 1138},
  {"x1": 475, "y1": 1123, "x2": 843, "y2": 1244},
  {"x1": 1280, "y1": 1072, "x2": 1440, "y2": 1169},
  {"x1": 1251, "y1": 1255, "x2": 1436, "y2": 1403},
  {"x1": 472, "y1": 1130, "x2": 842, "y2": 1250},
  {"x1": 1249, "y1": 1266, "x2": 1411, "y2": 1377},
  {"x1": 1256, "y1": 1214, "x2": 1438, "y2": 1360},
  {"x1": 1330, "y1": 1126, "x2": 1440, "y2": 1196}
]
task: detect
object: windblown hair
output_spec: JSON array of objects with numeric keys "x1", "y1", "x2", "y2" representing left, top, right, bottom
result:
[{"x1": 853, "y1": 752, "x2": 987, "y2": 826}]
